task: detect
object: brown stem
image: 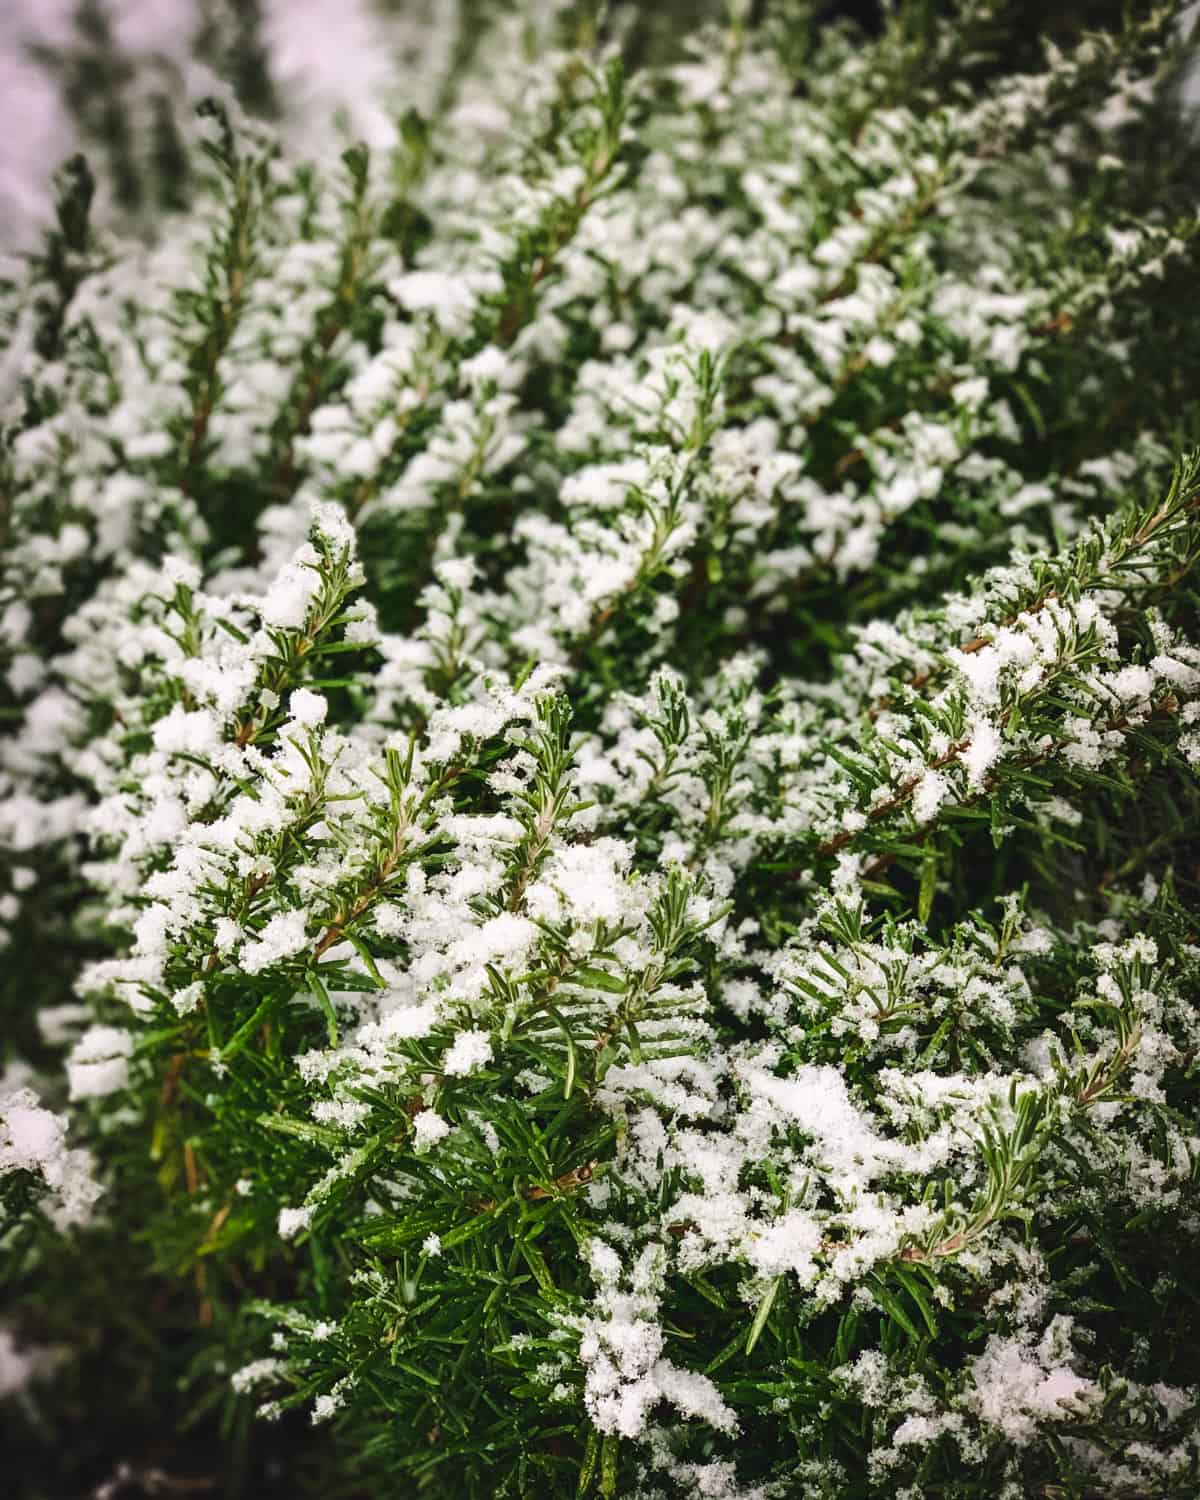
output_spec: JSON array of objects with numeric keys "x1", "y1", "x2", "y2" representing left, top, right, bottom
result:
[{"x1": 818, "y1": 738, "x2": 971, "y2": 856}]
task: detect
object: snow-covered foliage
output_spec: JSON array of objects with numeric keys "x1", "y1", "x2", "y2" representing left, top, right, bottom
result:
[{"x1": 2, "y1": 3, "x2": 1200, "y2": 1496}]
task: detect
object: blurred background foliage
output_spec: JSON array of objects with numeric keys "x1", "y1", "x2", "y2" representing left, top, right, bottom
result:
[{"x1": 2, "y1": 0, "x2": 1196, "y2": 246}]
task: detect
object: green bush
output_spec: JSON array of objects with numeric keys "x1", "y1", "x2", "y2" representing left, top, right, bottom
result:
[{"x1": 2, "y1": 3, "x2": 1200, "y2": 1497}]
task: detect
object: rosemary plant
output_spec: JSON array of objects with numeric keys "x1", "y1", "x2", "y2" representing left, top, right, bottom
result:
[{"x1": 2, "y1": 3, "x2": 1199, "y2": 1497}]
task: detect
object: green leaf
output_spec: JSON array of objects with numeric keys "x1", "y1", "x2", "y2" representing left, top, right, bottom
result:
[
  {"x1": 220, "y1": 991, "x2": 284, "y2": 1062},
  {"x1": 685, "y1": 1272, "x2": 728, "y2": 1311},
  {"x1": 546, "y1": 1005, "x2": 578, "y2": 1099},
  {"x1": 704, "y1": 1329, "x2": 747, "y2": 1376},
  {"x1": 600, "y1": 1434, "x2": 620, "y2": 1498},
  {"x1": 746, "y1": 1276, "x2": 781, "y2": 1354},
  {"x1": 307, "y1": 970, "x2": 340, "y2": 1046},
  {"x1": 340, "y1": 931, "x2": 388, "y2": 989},
  {"x1": 890, "y1": 1264, "x2": 939, "y2": 1337},
  {"x1": 918, "y1": 851, "x2": 937, "y2": 924},
  {"x1": 867, "y1": 1273, "x2": 924, "y2": 1343},
  {"x1": 441, "y1": 1198, "x2": 515, "y2": 1249},
  {"x1": 578, "y1": 1428, "x2": 600, "y2": 1497},
  {"x1": 570, "y1": 966, "x2": 626, "y2": 994},
  {"x1": 521, "y1": 1240, "x2": 560, "y2": 1301},
  {"x1": 258, "y1": 1113, "x2": 342, "y2": 1148}
]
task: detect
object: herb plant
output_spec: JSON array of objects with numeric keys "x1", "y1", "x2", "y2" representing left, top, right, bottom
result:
[{"x1": 2, "y1": 4, "x2": 1200, "y2": 1498}]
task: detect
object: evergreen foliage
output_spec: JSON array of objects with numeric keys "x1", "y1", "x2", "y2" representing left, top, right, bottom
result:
[{"x1": 2, "y1": 3, "x2": 1200, "y2": 1497}]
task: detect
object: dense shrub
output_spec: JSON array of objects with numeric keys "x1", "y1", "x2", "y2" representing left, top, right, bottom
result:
[{"x1": 2, "y1": 3, "x2": 1200, "y2": 1497}]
